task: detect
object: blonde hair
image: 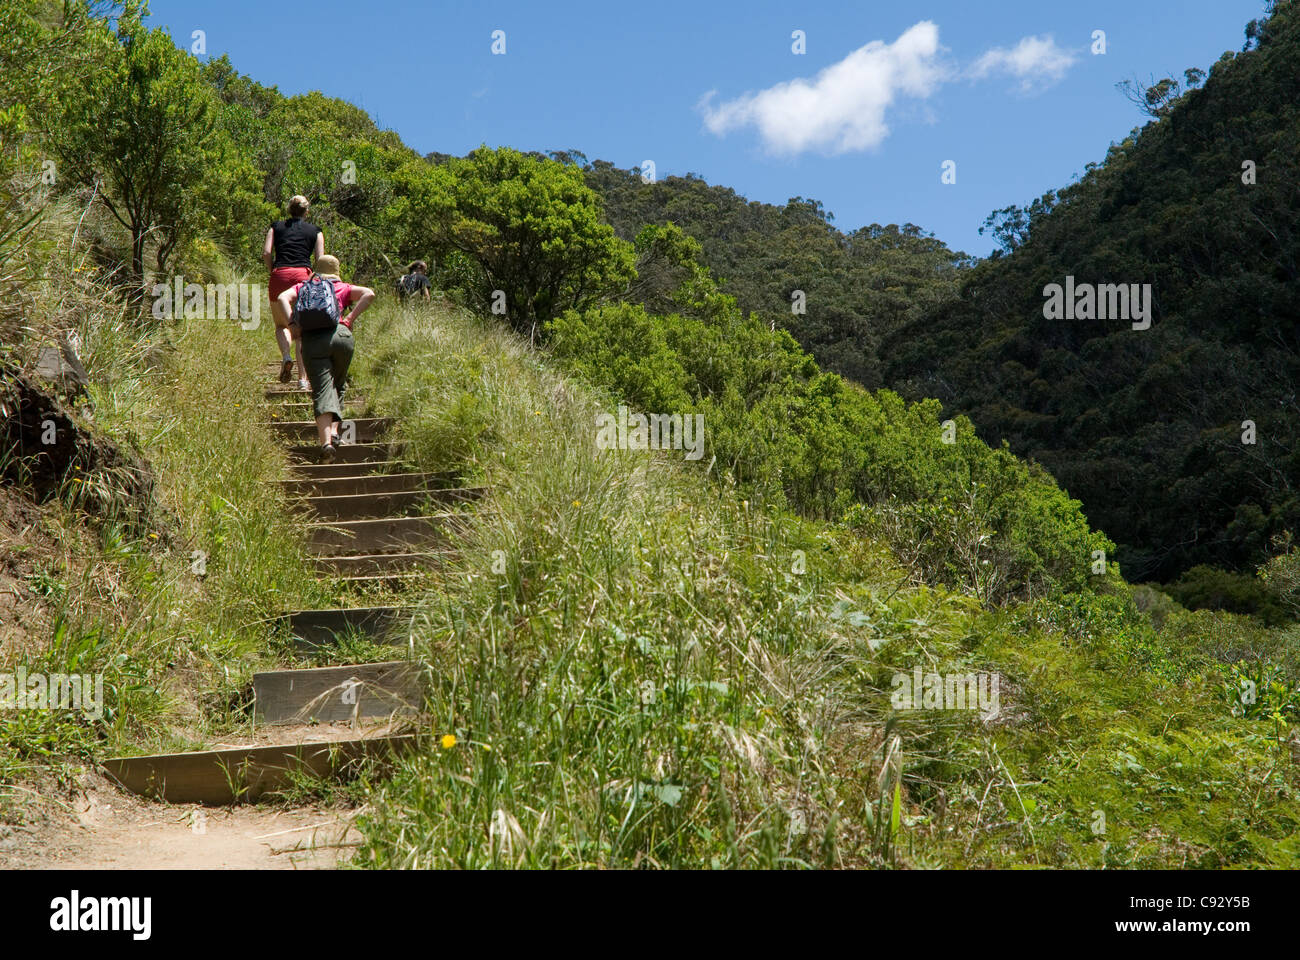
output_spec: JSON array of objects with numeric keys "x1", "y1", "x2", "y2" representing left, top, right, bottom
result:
[
  {"x1": 314, "y1": 254, "x2": 341, "y2": 278},
  {"x1": 288, "y1": 195, "x2": 310, "y2": 218}
]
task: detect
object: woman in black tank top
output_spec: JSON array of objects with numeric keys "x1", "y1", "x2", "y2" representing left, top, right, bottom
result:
[
  {"x1": 264, "y1": 195, "x2": 325, "y2": 384},
  {"x1": 269, "y1": 217, "x2": 322, "y2": 268}
]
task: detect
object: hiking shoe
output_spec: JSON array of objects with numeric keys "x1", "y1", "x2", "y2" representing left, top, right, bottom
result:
[
  {"x1": 299, "y1": 378, "x2": 310, "y2": 392},
  {"x1": 279, "y1": 359, "x2": 294, "y2": 383},
  {"x1": 320, "y1": 443, "x2": 337, "y2": 463}
]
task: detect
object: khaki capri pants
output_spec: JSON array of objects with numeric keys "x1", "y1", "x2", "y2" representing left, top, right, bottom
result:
[{"x1": 300, "y1": 325, "x2": 354, "y2": 421}]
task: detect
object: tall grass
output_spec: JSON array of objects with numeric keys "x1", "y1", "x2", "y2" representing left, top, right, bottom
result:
[
  {"x1": 346, "y1": 302, "x2": 1300, "y2": 869},
  {"x1": 350, "y1": 305, "x2": 991, "y2": 867},
  {"x1": 2, "y1": 194, "x2": 334, "y2": 775}
]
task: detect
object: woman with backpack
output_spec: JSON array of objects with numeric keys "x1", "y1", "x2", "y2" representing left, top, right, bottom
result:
[
  {"x1": 275, "y1": 254, "x2": 375, "y2": 461},
  {"x1": 263, "y1": 195, "x2": 324, "y2": 387}
]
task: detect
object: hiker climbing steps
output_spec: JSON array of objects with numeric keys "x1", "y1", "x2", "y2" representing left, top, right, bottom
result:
[{"x1": 101, "y1": 371, "x2": 488, "y2": 805}]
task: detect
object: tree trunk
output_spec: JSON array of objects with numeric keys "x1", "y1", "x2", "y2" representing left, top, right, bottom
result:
[{"x1": 129, "y1": 222, "x2": 148, "y2": 310}]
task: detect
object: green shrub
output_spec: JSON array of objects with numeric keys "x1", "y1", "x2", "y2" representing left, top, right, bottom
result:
[
  {"x1": 1131, "y1": 584, "x2": 1179, "y2": 630},
  {"x1": 1259, "y1": 536, "x2": 1300, "y2": 620},
  {"x1": 1166, "y1": 564, "x2": 1290, "y2": 625}
]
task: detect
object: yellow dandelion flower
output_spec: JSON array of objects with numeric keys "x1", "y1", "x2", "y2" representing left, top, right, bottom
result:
[
  {"x1": 440, "y1": 734, "x2": 457, "y2": 750},
  {"x1": 149, "y1": 533, "x2": 159, "y2": 539},
  {"x1": 572, "y1": 499, "x2": 581, "y2": 507}
]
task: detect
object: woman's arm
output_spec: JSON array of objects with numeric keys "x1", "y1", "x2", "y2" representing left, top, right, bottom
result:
[
  {"x1": 263, "y1": 228, "x2": 275, "y2": 271},
  {"x1": 314, "y1": 230, "x2": 325, "y2": 261},
  {"x1": 345, "y1": 286, "x2": 376, "y2": 325}
]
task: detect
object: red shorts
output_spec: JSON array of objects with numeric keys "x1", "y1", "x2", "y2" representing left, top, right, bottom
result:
[{"x1": 269, "y1": 267, "x2": 312, "y2": 324}]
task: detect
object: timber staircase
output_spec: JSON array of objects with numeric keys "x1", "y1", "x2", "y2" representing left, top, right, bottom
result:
[{"x1": 102, "y1": 363, "x2": 483, "y2": 805}]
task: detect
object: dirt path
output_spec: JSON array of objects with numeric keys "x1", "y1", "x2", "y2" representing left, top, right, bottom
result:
[{"x1": 3, "y1": 771, "x2": 362, "y2": 870}]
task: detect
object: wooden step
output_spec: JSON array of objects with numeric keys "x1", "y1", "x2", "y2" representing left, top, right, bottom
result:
[
  {"x1": 276, "y1": 471, "x2": 439, "y2": 499},
  {"x1": 303, "y1": 489, "x2": 426, "y2": 521},
  {"x1": 264, "y1": 388, "x2": 368, "y2": 404},
  {"x1": 261, "y1": 390, "x2": 366, "y2": 403},
  {"x1": 265, "y1": 385, "x2": 312, "y2": 398},
  {"x1": 253, "y1": 661, "x2": 423, "y2": 725},
  {"x1": 315, "y1": 552, "x2": 446, "y2": 576},
  {"x1": 101, "y1": 734, "x2": 420, "y2": 805},
  {"x1": 283, "y1": 606, "x2": 412, "y2": 647},
  {"x1": 264, "y1": 404, "x2": 366, "y2": 422},
  {"x1": 303, "y1": 486, "x2": 484, "y2": 521},
  {"x1": 287, "y1": 442, "x2": 399, "y2": 465},
  {"x1": 306, "y1": 516, "x2": 447, "y2": 554},
  {"x1": 266, "y1": 417, "x2": 394, "y2": 443},
  {"x1": 288, "y1": 459, "x2": 408, "y2": 480},
  {"x1": 325, "y1": 571, "x2": 426, "y2": 588}
]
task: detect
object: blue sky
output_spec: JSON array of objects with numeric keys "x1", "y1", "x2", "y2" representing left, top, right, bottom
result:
[{"x1": 147, "y1": 0, "x2": 1268, "y2": 256}]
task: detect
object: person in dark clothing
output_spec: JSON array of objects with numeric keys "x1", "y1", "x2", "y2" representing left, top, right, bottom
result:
[
  {"x1": 263, "y1": 195, "x2": 325, "y2": 385},
  {"x1": 396, "y1": 260, "x2": 432, "y2": 303}
]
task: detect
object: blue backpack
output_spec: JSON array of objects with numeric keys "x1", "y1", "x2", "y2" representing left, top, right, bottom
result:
[{"x1": 293, "y1": 274, "x2": 340, "y2": 332}]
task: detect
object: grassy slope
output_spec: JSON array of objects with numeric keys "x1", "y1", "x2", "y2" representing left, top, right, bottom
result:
[
  {"x1": 346, "y1": 301, "x2": 1300, "y2": 869},
  {"x1": 5, "y1": 197, "x2": 1297, "y2": 866},
  {"x1": 2, "y1": 204, "x2": 338, "y2": 793}
]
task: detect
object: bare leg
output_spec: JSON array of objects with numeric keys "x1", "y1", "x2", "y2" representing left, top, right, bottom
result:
[
  {"x1": 316, "y1": 413, "x2": 336, "y2": 447},
  {"x1": 275, "y1": 322, "x2": 293, "y2": 360},
  {"x1": 271, "y1": 292, "x2": 297, "y2": 380},
  {"x1": 270, "y1": 294, "x2": 292, "y2": 356}
]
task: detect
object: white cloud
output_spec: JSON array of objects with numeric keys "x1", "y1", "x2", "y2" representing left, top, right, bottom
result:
[
  {"x1": 700, "y1": 25, "x2": 1081, "y2": 156},
  {"x1": 969, "y1": 35, "x2": 1078, "y2": 91},
  {"x1": 699, "y1": 21, "x2": 948, "y2": 156}
]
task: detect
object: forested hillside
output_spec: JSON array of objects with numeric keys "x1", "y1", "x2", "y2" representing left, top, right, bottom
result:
[
  {"x1": 535, "y1": 4, "x2": 1300, "y2": 597},
  {"x1": 884, "y1": 0, "x2": 1300, "y2": 584},
  {"x1": 580, "y1": 160, "x2": 970, "y2": 391}
]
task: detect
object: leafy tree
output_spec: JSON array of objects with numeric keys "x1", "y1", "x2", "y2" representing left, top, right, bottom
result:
[
  {"x1": 1116, "y1": 73, "x2": 1203, "y2": 119},
  {"x1": 0, "y1": 1, "x2": 118, "y2": 178},
  {"x1": 978, "y1": 192, "x2": 1057, "y2": 255},
  {"x1": 426, "y1": 147, "x2": 634, "y2": 338},
  {"x1": 625, "y1": 223, "x2": 715, "y2": 315},
  {"x1": 201, "y1": 54, "x2": 280, "y2": 118},
  {"x1": 425, "y1": 147, "x2": 635, "y2": 339},
  {"x1": 170, "y1": 123, "x2": 275, "y2": 270},
  {"x1": 49, "y1": 6, "x2": 222, "y2": 285}
]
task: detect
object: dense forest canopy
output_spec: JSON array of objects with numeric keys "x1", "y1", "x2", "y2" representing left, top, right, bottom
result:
[{"x1": 579, "y1": 160, "x2": 972, "y2": 391}]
